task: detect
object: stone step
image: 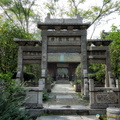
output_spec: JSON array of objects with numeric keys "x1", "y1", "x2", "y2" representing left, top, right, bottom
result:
[
  {"x1": 36, "y1": 115, "x2": 97, "y2": 120},
  {"x1": 28, "y1": 108, "x2": 106, "y2": 117},
  {"x1": 56, "y1": 80, "x2": 70, "y2": 84}
]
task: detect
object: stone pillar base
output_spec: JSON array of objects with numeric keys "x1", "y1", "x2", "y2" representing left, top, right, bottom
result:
[{"x1": 83, "y1": 95, "x2": 89, "y2": 100}]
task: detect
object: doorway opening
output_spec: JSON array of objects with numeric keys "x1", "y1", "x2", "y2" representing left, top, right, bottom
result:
[{"x1": 56, "y1": 68, "x2": 69, "y2": 80}]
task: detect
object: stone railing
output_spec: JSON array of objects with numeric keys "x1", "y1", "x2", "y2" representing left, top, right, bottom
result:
[{"x1": 89, "y1": 79, "x2": 120, "y2": 109}]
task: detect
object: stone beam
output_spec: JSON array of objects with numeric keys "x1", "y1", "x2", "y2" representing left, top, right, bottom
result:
[
  {"x1": 88, "y1": 55, "x2": 106, "y2": 59},
  {"x1": 48, "y1": 41, "x2": 81, "y2": 46},
  {"x1": 23, "y1": 60, "x2": 41, "y2": 64},
  {"x1": 21, "y1": 46, "x2": 42, "y2": 52},
  {"x1": 88, "y1": 59, "x2": 106, "y2": 64},
  {"x1": 41, "y1": 30, "x2": 86, "y2": 36},
  {"x1": 87, "y1": 46, "x2": 108, "y2": 51},
  {"x1": 23, "y1": 56, "x2": 41, "y2": 60},
  {"x1": 48, "y1": 46, "x2": 81, "y2": 53}
]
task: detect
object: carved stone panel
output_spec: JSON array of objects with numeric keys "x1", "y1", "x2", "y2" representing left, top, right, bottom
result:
[
  {"x1": 95, "y1": 92, "x2": 118, "y2": 104},
  {"x1": 48, "y1": 37, "x2": 81, "y2": 45}
]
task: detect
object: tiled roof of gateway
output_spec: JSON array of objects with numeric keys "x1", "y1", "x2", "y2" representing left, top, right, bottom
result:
[{"x1": 37, "y1": 13, "x2": 91, "y2": 29}]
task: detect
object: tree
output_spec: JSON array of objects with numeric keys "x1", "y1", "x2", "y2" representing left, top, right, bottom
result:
[
  {"x1": 0, "y1": 0, "x2": 36, "y2": 32},
  {"x1": 106, "y1": 25, "x2": 120, "y2": 78},
  {"x1": 0, "y1": 19, "x2": 34, "y2": 74},
  {"x1": 88, "y1": 63, "x2": 105, "y2": 82}
]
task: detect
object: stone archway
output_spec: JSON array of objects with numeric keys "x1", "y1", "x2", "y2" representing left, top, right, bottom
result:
[{"x1": 14, "y1": 14, "x2": 114, "y2": 109}]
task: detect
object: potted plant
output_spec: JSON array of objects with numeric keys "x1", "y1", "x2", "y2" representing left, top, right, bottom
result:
[
  {"x1": 46, "y1": 74, "x2": 53, "y2": 92},
  {"x1": 74, "y1": 64, "x2": 81, "y2": 92}
]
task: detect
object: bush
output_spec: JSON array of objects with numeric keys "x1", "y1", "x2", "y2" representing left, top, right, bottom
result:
[
  {"x1": 0, "y1": 73, "x2": 31, "y2": 120},
  {"x1": 42, "y1": 89, "x2": 49, "y2": 101},
  {"x1": 75, "y1": 64, "x2": 81, "y2": 82}
]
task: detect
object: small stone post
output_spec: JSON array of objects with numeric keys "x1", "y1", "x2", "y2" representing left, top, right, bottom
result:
[
  {"x1": 109, "y1": 72, "x2": 115, "y2": 87},
  {"x1": 38, "y1": 78, "x2": 45, "y2": 108},
  {"x1": 107, "y1": 107, "x2": 120, "y2": 120},
  {"x1": 117, "y1": 80, "x2": 120, "y2": 107},
  {"x1": 89, "y1": 79, "x2": 95, "y2": 107}
]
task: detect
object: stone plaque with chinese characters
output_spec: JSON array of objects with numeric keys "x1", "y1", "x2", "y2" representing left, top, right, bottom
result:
[{"x1": 48, "y1": 37, "x2": 81, "y2": 45}]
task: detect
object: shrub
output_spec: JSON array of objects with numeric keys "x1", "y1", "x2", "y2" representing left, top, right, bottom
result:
[
  {"x1": 0, "y1": 73, "x2": 31, "y2": 120},
  {"x1": 42, "y1": 89, "x2": 49, "y2": 101}
]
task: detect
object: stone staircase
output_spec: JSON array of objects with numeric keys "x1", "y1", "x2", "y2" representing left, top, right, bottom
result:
[{"x1": 56, "y1": 80, "x2": 70, "y2": 84}]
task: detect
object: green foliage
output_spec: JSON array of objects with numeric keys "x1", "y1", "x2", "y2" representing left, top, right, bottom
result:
[
  {"x1": 0, "y1": 20, "x2": 34, "y2": 74},
  {"x1": 0, "y1": 73, "x2": 30, "y2": 120},
  {"x1": 75, "y1": 64, "x2": 81, "y2": 81},
  {"x1": 47, "y1": 74, "x2": 53, "y2": 82},
  {"x1": 106, "y1": 25, "x2": 120, "y2": 78},
  {"x1": 24, "y1": 64, "x2": 41, "y2": 80},
  {"x1": 42, "y1": 89, "x2": 49, "y2": 101},
  {"x1": 0, "y1": 0, "x2": 36, "y2": 32},
  {"x1": 89, "y1": 63, "x2": 105, "y2": 81}
]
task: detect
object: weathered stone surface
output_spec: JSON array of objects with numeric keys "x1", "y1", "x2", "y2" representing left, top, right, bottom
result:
[
  {"x1": 96, "y1": 92, "x2": 118, "y2": 104},
  {"x1": 56, "y1": 95, "x2": 73, "y2": 99},
  {"x1": 48, "y1": 53, "x2": 81, "y2": 62},
  {"x1": 107, "y1": 107, "x2": 120, "y2": 120}
]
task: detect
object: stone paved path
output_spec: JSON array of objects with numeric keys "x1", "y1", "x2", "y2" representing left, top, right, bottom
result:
[{"x1": 43, "y1": 82, "x2": 89, "y2": 109}]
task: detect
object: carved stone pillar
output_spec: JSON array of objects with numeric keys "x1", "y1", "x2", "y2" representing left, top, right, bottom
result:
[
  {"x1": 16, "y1": 46, "x2": 23, "y2": 84},
  {"x1": 41, "y1": 35, "x2": 47, "y2": 77},
  {"x1": 41, "y1": 34, "x2": 48, "y2": 88},
  {"x1": 81, "y1": 32, "x2": 88, "y2": 96},
  {"x1": 105, "y1": 48, "x2": 111, "y2": 87}
]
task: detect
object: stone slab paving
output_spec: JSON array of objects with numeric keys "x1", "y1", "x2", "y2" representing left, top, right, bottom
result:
[
  {"x1": 47, "y1": 105, "x2": 89, "y2": 109},
  {"x1": 36, "y1": 115, "x2": 97, "y2": 120},
  {"x1": 56, "y1": 95, "x2": 73, "y2": 99},
  {"x1": 43, "y1": 83, "x2": 89, "y2": 108}
]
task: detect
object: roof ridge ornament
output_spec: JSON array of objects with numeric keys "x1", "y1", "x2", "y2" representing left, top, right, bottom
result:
[
  {"x1": 45, "y1": 13, "x2": 50, "y2": 21},
  {"x1": 76, "y1": 14, "x2": 83, "y2": 21}
]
